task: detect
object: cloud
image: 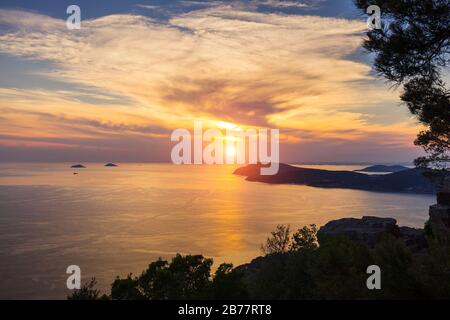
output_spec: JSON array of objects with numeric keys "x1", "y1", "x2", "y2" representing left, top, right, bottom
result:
[
  {"x1": 178, "y1": 0, "x2": 319, "y2": 10},
  {"x1": 135, "y1": 4, "x2": 161, "y2": 10},
  {"x1": 254, "y1": 0, "x2": 310, "y2": 8},
  {"x1": 0, "y1": 5, "x2": 420, "y2": 161},
  {"x1": 178, "y1": 1, "x2": 226, "y2": 7}
]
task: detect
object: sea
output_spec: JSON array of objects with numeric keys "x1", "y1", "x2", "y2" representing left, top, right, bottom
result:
[{"x1": 0, "y1": 163, "x2": 435, "y2": 299}]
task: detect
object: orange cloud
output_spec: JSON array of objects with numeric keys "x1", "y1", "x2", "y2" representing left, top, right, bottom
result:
[{"x1": 0, "y1": 6, "x2": 421, "y2": 161}]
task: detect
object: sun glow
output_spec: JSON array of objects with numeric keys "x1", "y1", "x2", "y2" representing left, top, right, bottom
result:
[
  {"x1": 226, "y1": 144, "x2": 237, "y2": 159},
  {"x1": 218, "y1": 121, "x2": 239, "y2": 130}
]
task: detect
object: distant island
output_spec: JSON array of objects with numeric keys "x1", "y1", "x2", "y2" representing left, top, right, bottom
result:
[
  {"x1": 355, "y1": 164, "x2": 409, "y2": 173},
  {"x1": 104, "y1": 163, "x2": 118, "y2": 167},
  {"x1": 234, "y1": 163, "x2": 436, "y2": 194},
  {"x1": 71, "y1": 164, "x2": 86, "y2": 168}
]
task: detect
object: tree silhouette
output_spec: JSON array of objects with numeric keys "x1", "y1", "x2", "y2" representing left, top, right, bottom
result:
[
  {"x1": 290, "y1": 224, "x2": 318, "y2": 251},
  {"x1": 261, "y1": 224, "x2": 291, "y2": 255},
  {"x1": 355, "y1": 0, "x2": 449, "y2": 177}
]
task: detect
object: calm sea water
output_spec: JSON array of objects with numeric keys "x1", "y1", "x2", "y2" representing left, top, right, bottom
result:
[{"x1": 0, "y1": 163, "x2": 435, "y2": 299}]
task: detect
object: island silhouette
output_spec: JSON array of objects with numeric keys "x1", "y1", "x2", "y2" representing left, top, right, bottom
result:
[
  {"x1": 70, "y1": 164, "x2": 86, "y2": 168},
  {"x1": 104, "y1": 163, "x2": 118, "y2": 167},
  {"x1": 234, "y1": 163, "x2": 436, "y2": 194},
  {"x1": 355, "y1": 164, "x2": 409, "y2": 173}
]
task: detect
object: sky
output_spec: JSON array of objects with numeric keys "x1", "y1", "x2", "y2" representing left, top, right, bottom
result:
[{"x1": 0, "y1": 0, "x2": 425, "y2": 163}]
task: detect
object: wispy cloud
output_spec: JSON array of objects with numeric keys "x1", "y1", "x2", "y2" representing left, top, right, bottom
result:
[
  {"x1": 178, "y1": 1, "x2": 226, "y2": 7},
  {"x1": 254, "y1": 0, "x2": 310, "y2": 8},
  {"x1": 0, "y1": 5, "x2": 420, "y2": 161},
  {"x1": 135, "y1": 4, "x2": 161, "y2": 10},
  {"x1": 178, "y1": 0, "x2": 318, "y2": 9}
]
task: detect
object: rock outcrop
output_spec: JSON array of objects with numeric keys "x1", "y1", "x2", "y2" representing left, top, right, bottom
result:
[
  {"x1": 318, "y1": 216, "x2": 427, "y2": 251},
  {"x1": 318, "y1": 216, "x2": 398, "y2": 248},
  {"x1": 429, "y1": 176, "x2": 450, "y2": 245}
]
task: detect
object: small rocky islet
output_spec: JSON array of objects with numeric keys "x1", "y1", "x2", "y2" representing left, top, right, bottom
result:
[
  {"x1": 70, "y1": 164, "x2": 86, "y2": 168},
  {"x1": 104, "y1": 163, "x2": 118, "y2": 167}
]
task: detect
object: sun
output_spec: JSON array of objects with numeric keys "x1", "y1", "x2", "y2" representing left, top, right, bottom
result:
[
  {"x1": 226, "y1": 144, "x2": 237, "y2": 159},
  {"x1": 218, "y1": 121, "x2": 238, "y2": 130}
]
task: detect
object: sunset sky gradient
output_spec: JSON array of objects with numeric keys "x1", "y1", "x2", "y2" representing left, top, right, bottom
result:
[{"x1": 0, "y1": 0, "x2": 426, "y2": 163}]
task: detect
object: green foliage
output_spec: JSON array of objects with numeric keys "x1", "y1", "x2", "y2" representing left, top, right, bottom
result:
[
  {"x1": 290, "y1": 224, "x2": 318, "y2": 251},
  {"x1": 212, "y1": 263, "x2": 248, "y2": 299},
  {"x1": 404, "y1": 76, "x2": 450, "y2": 175},
  {"x1": 133, "y1": 254, "x2": 213, "y2": 300},
  {"x1": 70, "y1": 254, "x2": 250, "y2": 300},
  {"x1": 312, "y1": 236, "x2": 373, "y2": 299},
  {"x1": 243, "y1": 253, "x2": 292, "y2": 299},
  {"x1": 283, "y1": 250, "x2": 316, "y2": 299},
  {"x1": 111, "y1": 274, "x2": 143, "y2": 300},
  {"x1": 419, "y1": 245, "x2": 450, "y2": 297},
  {"x1": 373, "y1": 235, "x2": 423, "y2": 298}
]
